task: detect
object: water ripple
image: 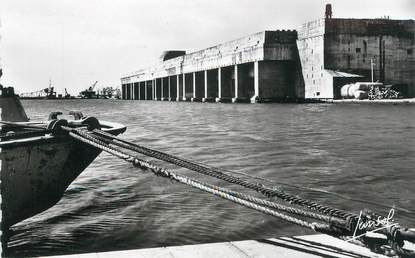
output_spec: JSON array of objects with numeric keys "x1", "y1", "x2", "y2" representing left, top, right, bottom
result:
[{"x1": 7, "y1": 100, "x2": 415, "y2": 256}]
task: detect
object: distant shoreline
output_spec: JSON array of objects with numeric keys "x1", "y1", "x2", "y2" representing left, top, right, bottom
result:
[{"x1": 19, "y1": 97, "x2": 415, "y2": 104}]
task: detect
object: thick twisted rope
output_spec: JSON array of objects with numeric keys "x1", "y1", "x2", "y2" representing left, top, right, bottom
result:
[
  {"x1": 65, "y1": 127, "x2": 338, "y2": 233},
  {"x1": 132, "y1": 158, "x2": 335, "y2": 233},
  {"x1": 63, "y1": 127, "x2": 414, "y2": 256},
  {"x1": 204, "y1": 186, "x2": 347, "y2": 225},
  {"x1": 68, "y1": 127, "x2": 344, "y2": 225},
  {"x1": 91, "y1": 129, "x2": 357, "y2": 222}
]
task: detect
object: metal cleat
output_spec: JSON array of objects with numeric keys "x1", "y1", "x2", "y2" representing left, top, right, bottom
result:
[
  {"x1": 69, "y1": 111, "x2": 84, "y2": 120},
  {"x1": 47, "y1": 119, "x2": 69, "y2": 135},
  {"x1": 68, "y1": 116, "x2": 101, "y2": 131},
  {"x1": 81, "y1": 116, "x2": 101, "y2": 130},
  {"x1": 48, "y1": 111, "x2": 63, "y2": 120}
]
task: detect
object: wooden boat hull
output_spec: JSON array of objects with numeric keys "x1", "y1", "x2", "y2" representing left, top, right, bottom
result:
[{"x1": 0, "y1": 122, "x2": 126, "y2": 229}]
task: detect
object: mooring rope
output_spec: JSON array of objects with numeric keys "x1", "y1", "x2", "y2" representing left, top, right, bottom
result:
[
  {"x1": 65, "y1": 127, "x2": 335, "y2": 230},
  {"x1": 67, "y1": 129, "x2": 372, "y2": 232},
  {"x1": 62, "y1": 126, "x2": 415, "y2": 257},
  {"x1": 133, "y1": 158, "x2": 337, "y2": 233},
  {"x1": 91, "y1": 129, "x2": 413, "y2": 219},
  {"x1": 90, "y1": 129, "x2": 358, "y2": 222}
]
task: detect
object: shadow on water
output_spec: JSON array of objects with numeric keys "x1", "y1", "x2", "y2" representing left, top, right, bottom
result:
[{"x1": 5, "y1": 100, "x2": 415, "y2": 256}]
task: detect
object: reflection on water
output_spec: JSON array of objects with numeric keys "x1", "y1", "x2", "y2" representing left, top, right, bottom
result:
[{"x1": 6, "y1": 100, "x2": 415, "y2": 256}]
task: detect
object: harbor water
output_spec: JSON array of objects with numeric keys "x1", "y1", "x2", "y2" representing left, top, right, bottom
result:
[{"x1": 7, "y1": 100, "x2": 415, "y2": 257}]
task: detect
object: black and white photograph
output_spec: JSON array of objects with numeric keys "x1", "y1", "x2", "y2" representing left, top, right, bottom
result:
[{"x1": 0, "y1": 0, "x2": 414, "y2": 257}]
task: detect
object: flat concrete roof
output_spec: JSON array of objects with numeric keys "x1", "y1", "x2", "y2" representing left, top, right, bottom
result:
[{"x1": 121, "y1": 30, "x2": 297, "y2": 83}]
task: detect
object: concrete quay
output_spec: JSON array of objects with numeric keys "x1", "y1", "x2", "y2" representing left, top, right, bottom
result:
[{"x1": 48, "y1": 234, "x2": 415, "y2": 258}]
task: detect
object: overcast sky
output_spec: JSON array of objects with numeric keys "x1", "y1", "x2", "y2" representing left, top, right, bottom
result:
[{"x1": 1, "y1": 0, "x2": 414, "y2": 95}]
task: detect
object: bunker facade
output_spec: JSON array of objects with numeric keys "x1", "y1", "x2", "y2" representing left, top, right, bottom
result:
[
  {"x1": 298, "y1": 18, "x2": 415, "y2": 99},
  {"x1": 121, "y1": 17, "x2": 415, "y2": 102}
]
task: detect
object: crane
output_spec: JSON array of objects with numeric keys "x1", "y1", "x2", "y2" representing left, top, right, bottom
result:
[
  {"x1": 64, "y1": 88, "x2": 71, "y2": 98},
  {"x1": 43, "y1": 79, "x2": 56, "y2": 99},
  {"x1": 89, "y1": 81, "x2": 98, "y2": 91},
  {"x1": 79, "y1": 81, "x2": 98, "y2": 99}
]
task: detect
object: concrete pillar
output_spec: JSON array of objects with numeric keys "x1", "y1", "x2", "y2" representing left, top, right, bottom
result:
[
  {"x1": 191, "y1": 72, "x2": 196, "y2": 101},
  {"x1": 152, "y1": 80, "x2": 155, "y2": 100},
  {"x1": 130, "y1": 83, "x2": 134, "y2": 100},
  {"x1": 140, "y1": 82, "x2": 145, "y2": 100},
  {"x1": 154, "y1": 79, "x2": 156, "y2": 100},
  {"x1": 182, "y1": 74, "x2": 186, "y2": 101},
  {"x1": 251, "y1": 61, "x2": 259, "y2": 103},
  {"x1": 168, "y1": 77, "x2": 172, "y2": 100},
  {"x1": 145, "y1": 81, "x2": 148, "y2": 100},
  {"x1": 216, "y1": 67, "x2": 222, "y2": 102},
  {"x1": 138, "y1": 82, "x2": 141, "y2": 100},
  {"x1": 168, "y1": 76, "x2": 171, "y2": 101},
  {"x1": 129, "y1": 83, "x2": 132, "y2": 100},
  {"x1": 133, "y1": 82, "x2": 137, "y2": 100},
  {"x1": 176, "y1": 76, "x2": 179, "y2": 100},
  {"x1": 202, "y1": 70, "x2": 208, "y2": 102},
  {"x1": 151, "y1": 80, "x2": 153, "y2": 100},
  {"x1": 161, "y1": 78, "x2": 164, "y2": 100},
  {"x1": 232, "y1": 65, "x2": 238, "y2": 102},
  {"x1": 154, "y1": 79, "x2": 157, "y2": 100},
  {"x1": 176, "y1": 75, "x2": 180, "y2": 101}
]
